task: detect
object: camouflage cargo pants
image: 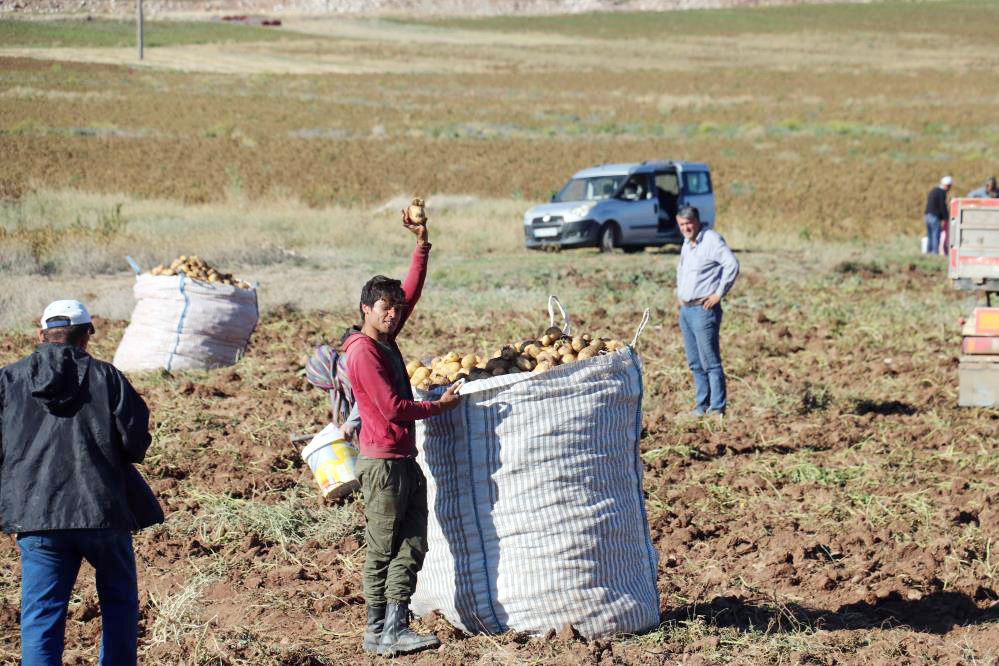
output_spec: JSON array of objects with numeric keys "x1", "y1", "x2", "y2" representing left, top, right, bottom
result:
[{"x1": 356, "y1": 456, "x2": 428, "y2": 605}]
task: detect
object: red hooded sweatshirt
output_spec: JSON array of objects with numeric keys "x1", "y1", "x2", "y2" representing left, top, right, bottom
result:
[{"x1": 342, "y1": 242, "x2": 444, "y2": 459}]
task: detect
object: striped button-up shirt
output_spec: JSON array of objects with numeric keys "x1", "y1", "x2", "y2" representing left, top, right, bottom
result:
[{"x1": 676, "y1": 227, "x2": 740, "y2": 303}]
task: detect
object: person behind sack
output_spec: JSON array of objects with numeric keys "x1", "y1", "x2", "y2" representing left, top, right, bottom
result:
[
  {"x1": 924, "y1": 175, "x2": 952, "y2": 256},
  {"x1": 342, "y1": 209, "x2": 460, "y2": 657},
  {"x1": 967, "y1": 176, "x2": 998, "y2": 199},
  {"x1": 675, "y1": 206, "x2": 739, "y2": 416},
  {"x1": 0, "y1": 300, "x2": 160, "y2": 666}
]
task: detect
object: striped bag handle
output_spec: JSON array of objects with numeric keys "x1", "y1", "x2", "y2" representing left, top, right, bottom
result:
[
  {"x1": 547, "y1": 295, "x2": 571, "y2": 335},
  {"x1": 629, "y1": 308, "x2": 651, "y2": 348}
]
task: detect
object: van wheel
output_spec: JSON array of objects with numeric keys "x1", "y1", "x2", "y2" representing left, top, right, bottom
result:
[{"x1": 599, "y1": 224, "x2": 618, "y2": 253}]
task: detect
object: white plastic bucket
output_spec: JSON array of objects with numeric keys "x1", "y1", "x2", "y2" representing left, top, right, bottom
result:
[
  {"x1": 920, "y1": 236, "x2": 928, "y2": 254},
  {"x1": 301, "y1": 424, "x2": 359, "y2": 498}
]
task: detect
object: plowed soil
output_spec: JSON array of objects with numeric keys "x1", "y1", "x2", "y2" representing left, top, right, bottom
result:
[{"x1": 2, "y1": 252, "x2": 998, "y2": 664}]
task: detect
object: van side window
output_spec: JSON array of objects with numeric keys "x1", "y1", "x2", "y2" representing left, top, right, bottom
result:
[{"x1": 683, "y1": 172, "x2": 712, "y2": 195}]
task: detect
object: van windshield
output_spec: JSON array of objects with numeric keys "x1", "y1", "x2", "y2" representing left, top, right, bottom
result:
[{"x1": 553, "y1": 175, "x2": 626, "y2": 202}]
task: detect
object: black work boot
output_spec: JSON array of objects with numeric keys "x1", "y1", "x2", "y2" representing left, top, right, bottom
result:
[
  {"x1": 377, "y1": 601, "x2": 440, "y2": 657},
  {"x1": 362, "y1": 605, "x2": 386, "y2": 653}
]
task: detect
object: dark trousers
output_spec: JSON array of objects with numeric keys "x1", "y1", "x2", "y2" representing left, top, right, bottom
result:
[
  {"x1": 356, "y1": 456, "x2": 428, "y2": 605},
  {"x1": 17, "y1": 528, "x2": 138, "y2": 666}
]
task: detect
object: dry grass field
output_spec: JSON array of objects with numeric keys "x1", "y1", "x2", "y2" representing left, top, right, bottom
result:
[{"x1": 2, "y1": 1, "x2": 999, "y2": 664}]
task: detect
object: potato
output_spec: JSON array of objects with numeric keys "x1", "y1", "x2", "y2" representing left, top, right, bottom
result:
[
  {"x1": 443, "y1": 351, "x2": 459, "y2": 363},
  {"x1": 544, "y1": 326, "x2": 563, "y2": 338},
  {"x1": 571, "y1": 336, "x2": 585, "y2": 352},
  {"x1": 500, "y1": 346, "x2": 519, "y2": 360},
  {"x1": 442, "y1": 361, "x2": 462, "y2": 376},
  {"x1": 587, "y1": 339, "x2": 606, "y2": 352},
  {"x1": 475, "y1": 361, "x2": 488, "y2": 369},
  {"x1": 581, "y1": 333, "x2": 591, "y2": 342},
  {"x1": 485, "y1": 358, "x2": 508, "y2": 372},
  {"x1": 535, "y1": 351, "x2": 557, "y2": 365},
  {"x1": 491, "y1": 366, "x2": 507, "y2": 376},
  {"x1": 539, "y1": 334, "x2": 554, "y2": 347},
  {"x1": 408, "y1": 197, "x2": 427, "y2": 224},
  {"x1": 417, "y1": 379, "x2": 431, "y2": 391},
  {"x1": 555, "y1": 344, "x2": 573, "y2": 357},
  {"x1": 561, "y1": 352, "x2": 577, "y2": 363},
  {"x1": 606, "y1": 339, "x2": 624, "y2": 351},
  {"x1": 576, "y1": 347, "x2": 598, "y2": 361},
  {"x1": 524, "y1": 343, "x2": 541, "y2": 358},
  {"x1": 514, "y1": 355, "x2": 535, "y2": 371},
  {"x1": 410, "y1": 367, "x2": 431, "y2": 384},
  {"x1": 406, "y1": 360, "x2": 423, "y2": 377},
  {"x1": 461, "y1": 354, "x2": 476, "y2": 369},
  {"x1": 532, "y1": 359, "x2": 553, "y2": 374}
]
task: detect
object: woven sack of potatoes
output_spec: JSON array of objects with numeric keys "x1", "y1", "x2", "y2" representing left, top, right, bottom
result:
[
  {"x1": 409, "y1": 297, "x2": 656, "y2": 639},
  {"x1": 113, "y1": 256, "x2": 258, "y2": 372}
]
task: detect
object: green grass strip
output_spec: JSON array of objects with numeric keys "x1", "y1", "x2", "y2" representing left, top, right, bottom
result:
[
  {"x1": 0, "y1": 18, "x2": 303, "y2": 48},
  {"x1": 397, "y1": 0, "x2": 999, "y2": 40}
]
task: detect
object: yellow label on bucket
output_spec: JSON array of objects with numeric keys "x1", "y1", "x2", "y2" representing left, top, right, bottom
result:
[{"x1": 303, "y1": 424, "x2": 359, "y2": 496}]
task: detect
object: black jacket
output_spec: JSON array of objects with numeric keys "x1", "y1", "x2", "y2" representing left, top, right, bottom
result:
[
  {"x1": 925, "y1": 186, "x2": 949, "y2": 219},
  {"x1": 0, "y1": 343, "x2": 154, "y2": 533}
]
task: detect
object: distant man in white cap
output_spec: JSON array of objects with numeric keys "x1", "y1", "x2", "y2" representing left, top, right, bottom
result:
[
  {"x1": 924, "y1": 176, "x2": 952, "y2": 255},
  {"x1": 0, "y1": 300, "x2": 160, "y2": 666}
]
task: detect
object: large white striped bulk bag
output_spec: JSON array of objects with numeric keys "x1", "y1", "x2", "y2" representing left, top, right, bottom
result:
[
  {"x1": 112, "y1": 273, "x2": 258, "y2": 372},
  {"x1": 410, "y1": 304, "x2": 658, "y2": 639}
]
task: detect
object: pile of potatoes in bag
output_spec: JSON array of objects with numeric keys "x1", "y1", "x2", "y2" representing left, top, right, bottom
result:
[
  {"x1": 407, "y1": 326, "x2": 626, "y2": 390},
  {"x1": 148, "y1": 255, "x2": 251, "y2": 289}
]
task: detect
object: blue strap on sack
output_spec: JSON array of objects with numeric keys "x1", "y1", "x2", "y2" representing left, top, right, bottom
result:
[{"x1": 166, "y1": 271, "x2": 190, "y2": 373}]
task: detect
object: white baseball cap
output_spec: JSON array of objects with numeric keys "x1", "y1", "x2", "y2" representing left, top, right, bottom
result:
[
  {"x1": 941, "y1": 176, "x2": 953, "y2": 186},
  {"x1": 40, "y1": 299, "x2": 93, "y2": 330}
]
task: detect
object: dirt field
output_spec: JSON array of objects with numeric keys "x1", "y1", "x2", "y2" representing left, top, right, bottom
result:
[
  {"x1": 2, "y1": 2, "x2": 999, "y2": 664},
  {"x1": 2, "y1": 246, "x2": 998, "y2": 663}
]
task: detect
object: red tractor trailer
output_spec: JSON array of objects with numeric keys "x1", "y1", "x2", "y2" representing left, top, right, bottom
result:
[{"x1": 948, "y1": 197, "x2": 999, "y2": 406}]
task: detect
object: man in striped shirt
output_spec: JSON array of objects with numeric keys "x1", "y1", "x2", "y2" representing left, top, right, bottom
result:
[{"x1": 675, "y1": 206, "x2": 739, "y2": 415}]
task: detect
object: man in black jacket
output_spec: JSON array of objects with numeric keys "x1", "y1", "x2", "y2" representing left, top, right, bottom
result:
[
  {"x1": 0, "y1": 300, "x2": 158, "y2": 666},
  {"x1": 924, "y1": 175, "x2": 952, "y2": 255}
]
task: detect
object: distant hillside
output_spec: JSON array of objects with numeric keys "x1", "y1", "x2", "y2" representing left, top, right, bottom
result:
[{"x1": 1, "y1": 0, "x2": 879, "y2": 17}]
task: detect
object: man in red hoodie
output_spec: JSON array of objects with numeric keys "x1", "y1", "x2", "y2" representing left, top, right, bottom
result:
[{"x1": 342, "y1": 209, "x2": 460, "y2": 657}]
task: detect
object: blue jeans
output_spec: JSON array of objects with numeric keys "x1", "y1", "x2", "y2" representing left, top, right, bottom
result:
[
  {"x1": 18, "y1": 529, "x2": 138, "y2": 666},
  {"x1": 924, "y1": 213, "x2": 940, "y2": 255},
  {"x1": 679, "y1": 304, "x2": 726, "y2": 413}
]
